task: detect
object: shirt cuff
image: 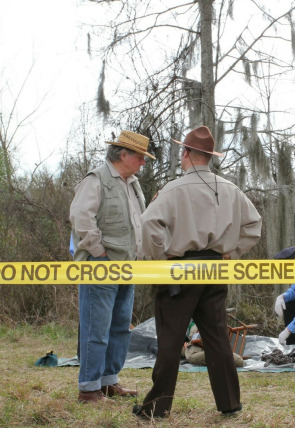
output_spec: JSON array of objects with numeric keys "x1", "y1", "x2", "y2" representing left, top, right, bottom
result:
[
  {"x1": 229, "y1": 250, "x2": 239, "y2": 259},
  {"x1": 287, "y1": 319, "x2": 295, "y2": 334},
  {"x1": 90, "y1": 244, "x2": 106, "y2": 257}
]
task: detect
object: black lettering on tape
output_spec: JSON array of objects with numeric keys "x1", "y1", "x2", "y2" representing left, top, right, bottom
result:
[
  {"x1": 35, "y1": 264, "x2": 50, "y2": 281},
  {"x1": 121, "y1": 263, "x2": 133, "y2": 280},
  {"x1": 259, "y1": 263, "x2": 270, "y2": 279},
  {"x1": 184, "y1": 263, "x2": 196, "y2": 280},
  {"x1": 93, "y1": 264, "x2": 107, "y2": 281},
  {"x1": 245, "y1": 263, "x2": 258, "y2": 280},
  {"x1": 284, "y1": 263, "x2": 294, "y2": 280},
  {"x1": 219, "y1": 263, "x2": 229, "y2": 280},
  {"x1": 257, "y1": 262, "x2": 294, "y2": 281},
  {"x1": 271, "y1": 263, "x2": 283, "y2": 280},
  {"x1": 66, "y1": 264, "x2": 79, "y2": 281},
  {"x1": 109, "y1": 264, "x2": 120, "y2": 281},
  {"x1": 22, "y1": 265, "x2": 34, "y2": 280},
  {"x1": 233, "y1": 263, "x2": 245, "y2": 280},
  {"x1": 170, "y1": 263, "x2": 183, "y2": 281},
  {"x1": 1, "y1": 264, "x2": 16, "y2": 281},
  {"x1": 202, "y1": 263, "x2": 216, "y2": 280},
  {"x1": 50, "y1": 264, "x2": 61, "y2": 280},
  {"x1": 21, "y1": 264, "x2": 61, "y2": 281},
  {"x1": 81, "y1": 264, "x2": 93, "y2": 280}
]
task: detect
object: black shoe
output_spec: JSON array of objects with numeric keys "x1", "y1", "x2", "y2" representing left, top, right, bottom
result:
[
  {"x1": 132, "y1": 405, "x2": 142, "y2": 415},
  {"x1": 132, "y1": 405, "x2": 150, "y2": 419},
  {"x1": 132, "y1": 404, "x2": 168, "y2": 419},
  {"x1": 222, "y1": 403, "x2": 242, "y2": 416}
]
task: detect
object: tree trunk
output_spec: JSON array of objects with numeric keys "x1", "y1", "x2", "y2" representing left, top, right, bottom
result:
[{"x1": 199, "y1": 0, "x2": 216, "y2": 135}]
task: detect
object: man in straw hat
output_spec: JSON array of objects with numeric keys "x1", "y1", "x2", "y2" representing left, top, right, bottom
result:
[
  {"x1": 133, "y1": 126, "x2": 261, "y2": 418},
  {"x1": 70, "y1": 130, "x2": 155, "y2": 404}
]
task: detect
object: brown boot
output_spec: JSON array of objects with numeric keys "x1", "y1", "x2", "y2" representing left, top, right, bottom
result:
[
  {"x1": 78, "y1": 389, "x2": 115, "y2": 404},
  {"x1": 101, "y1": 383, "x2": 138, "y2": 397}
]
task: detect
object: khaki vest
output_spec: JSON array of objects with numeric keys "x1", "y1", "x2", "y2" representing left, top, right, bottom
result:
[{"x1": 73, "y1": 163, "x2": 145, "y2": 261}]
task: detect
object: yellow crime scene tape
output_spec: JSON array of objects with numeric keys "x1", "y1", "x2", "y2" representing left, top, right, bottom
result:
[{"x1": 0, "y1": 260, "x2": 294, "y2": 285}]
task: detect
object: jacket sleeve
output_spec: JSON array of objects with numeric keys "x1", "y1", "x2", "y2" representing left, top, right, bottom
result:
[
  {"x1": 230, "y1": 191, "x2": 262, "y2": 259},
  {"x1": 69, "y1": 174, "x2": 106, "y2": 257},
  {"x1": 284, "y1": 284, "x2": 295, "y2": 302},
  {"x1": 287, "y1": 317, "x2": 295, "y2": 334},
  {"x1": 140, "y1": 192, "x2": 170, "y2": 260}
]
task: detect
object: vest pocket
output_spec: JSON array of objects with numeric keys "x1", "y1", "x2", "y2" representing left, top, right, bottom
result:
[
  {"x1": 102, "y1": 235, "x2": 129, "y2": 249},
  {"x1": 104, "y1": 204, "x2": 124, "y2": 223},
  {"x1": 103, "y1": 186, "x2": 124, "y2": 224}
]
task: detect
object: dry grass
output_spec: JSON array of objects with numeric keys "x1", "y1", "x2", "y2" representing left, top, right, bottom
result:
[{"x1": 1, "y1": 324, "x2": 295, "y2": 427}]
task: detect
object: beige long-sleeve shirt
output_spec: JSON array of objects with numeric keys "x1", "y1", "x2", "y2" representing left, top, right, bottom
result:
[
  {"x1": 141, "y1": 165, "x2": 262, "y2": 260},
  {"x1": 70, "y1": 160, "x2": 144, "y2": 259}
]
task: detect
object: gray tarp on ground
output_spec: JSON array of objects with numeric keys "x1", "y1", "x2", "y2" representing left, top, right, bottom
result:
[
  {"x1": 56, "y1": 317, "x2": 295, "y2": 371},
  {"x1": 123, "y1": 317, "x2": 295, "y2": 372}
]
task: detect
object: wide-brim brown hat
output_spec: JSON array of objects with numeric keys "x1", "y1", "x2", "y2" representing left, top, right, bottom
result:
[
  {"x1": 106, "y1": 130, "x2": 155, "y2": 159},
  {"x1": 172, "y1": 126, "x2": 224, "y2": 157}
]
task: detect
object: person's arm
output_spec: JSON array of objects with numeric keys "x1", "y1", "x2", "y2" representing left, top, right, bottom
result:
[
  {"x1": 275, "y1": 285, "x2": 295, "y2": 318},
  {"x1": 70, "y1": 175, "x2": 106, "y2": 257},
  {"x1": 275, "y1": 294, "x2": 286, "y2": 317},
  {"x1": 140, "y1": 192, "x2": 170, "y2": 260},
  {"x1": 230, "y1": 191, "x2": 262, "y2": 259},
  {"x1": 284, "y1": 284, "x2": 295, "y2": 302},
  {"x1": 278, "y1": 326, "x2": 291, "y2": 345},
  {"x1": 287, "y1": 318, "x2": 295, "y2": 334},
  {"x1": 276, "y1": 287, "x2": 295, "y2": 344},
  {"x1": 278, "y1": 315, "x2": 295, "y2": 345}
]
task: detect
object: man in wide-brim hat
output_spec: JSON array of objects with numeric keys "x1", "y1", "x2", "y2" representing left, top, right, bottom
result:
[
  {"x1": 70, "y1": 130, "x2": 154, "y2": 405},
  {"x1": 172, "y1": 125, "x2": 224, "y2": 157},
  {"x1": 133, "y1": 125, "x2": 262, "y2": 419}
]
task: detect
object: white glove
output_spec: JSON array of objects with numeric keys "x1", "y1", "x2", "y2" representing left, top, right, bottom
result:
[
  {"x1": 279, "y1": 327, "x2": 291, "y2": 345},
  {"x1": 275, "y1": 294, "x2": 286, "y2": 317}
]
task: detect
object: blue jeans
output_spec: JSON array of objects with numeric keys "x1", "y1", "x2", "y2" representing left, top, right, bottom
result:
[{"x1": 78, "y1": 256, "x2": 135, "y2": 392}]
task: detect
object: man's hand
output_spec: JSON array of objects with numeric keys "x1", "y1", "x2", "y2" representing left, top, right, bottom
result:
[
  {"x1": 279, "y1": 327, "x2": 290, "y2": 345},
  {"x1": 222, "y1": 253, "x2": 231, "y2": 260},
  {"x1": 275, "y1": 294, "x2": 286, "y2": 318}
]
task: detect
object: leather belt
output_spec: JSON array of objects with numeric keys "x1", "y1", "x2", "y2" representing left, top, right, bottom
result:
[
  {"x1": 172, "y1": 249, "x2": 222, "y2": 260},
  {"x1": 167, "y1": 249, "x2": 222, "y2": 297}
]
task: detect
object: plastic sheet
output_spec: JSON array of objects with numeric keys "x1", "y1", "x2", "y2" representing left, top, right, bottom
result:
[{"x1": 124, "y1": 317, "x2": 295, "y2": 372}]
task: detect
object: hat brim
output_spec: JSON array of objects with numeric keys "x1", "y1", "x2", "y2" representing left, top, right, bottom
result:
[
  {"x1": 172, "y1": 139, "x2": 224, "y2": 157},
  {"x1": 274, "y1": 246, "x2": 295, "y2": 259},
  {"x1": 105, "y1": 141, "x2": 156, "y2": 160}
]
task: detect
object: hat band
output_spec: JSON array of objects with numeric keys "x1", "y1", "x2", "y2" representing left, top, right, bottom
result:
[
  {"x1": 118, "y1": 134, "x2": 148, "y2": 150},
  {"x1": 117, "y1": 139, "x2": 148, "y2": 153}
]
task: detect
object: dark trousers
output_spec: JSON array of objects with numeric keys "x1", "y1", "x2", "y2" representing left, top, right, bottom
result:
[
  {"x1": 284, "y1": 300, "x2": 295, "y2": 345},
  {"x1": 141, "y1": 258, "x2": 240, "y2": 416}
]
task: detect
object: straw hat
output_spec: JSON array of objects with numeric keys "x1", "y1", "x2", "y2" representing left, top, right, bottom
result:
[
  {"x1": 172, "y1": 126, "x2": 224, "y2": 157},
  {"x1": 106, "y1": 130, "x2": 155, "y2": 159}
]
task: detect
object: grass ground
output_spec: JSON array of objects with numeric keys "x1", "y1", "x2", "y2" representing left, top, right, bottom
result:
[{"x1": 0, "y1": 323, "x2": 295, "y2": 427}]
